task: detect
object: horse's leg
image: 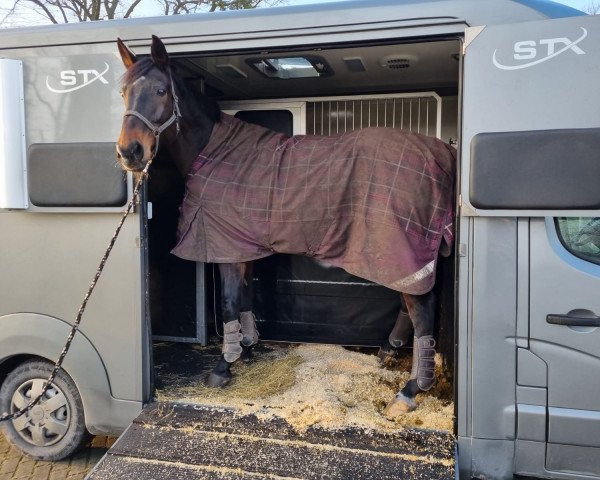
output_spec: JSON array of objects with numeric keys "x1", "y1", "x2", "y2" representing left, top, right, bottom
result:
[
  {"x1": 206, "y1": 262, "x2": 246, "y2": 388},
  {"x1": 377, "y1": 303, "x2": 413, "y2": 366},
  {"x1": 239, "y1": 261, "x2": 258, "y2": 363},
  {"x1": 384, "y1": 291, "x2": 437, "y2": 415}
]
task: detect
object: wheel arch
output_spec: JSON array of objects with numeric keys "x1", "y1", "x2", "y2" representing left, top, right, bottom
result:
[{"x1": 0, "y1": 313, "x2": 137, "y2": 435}]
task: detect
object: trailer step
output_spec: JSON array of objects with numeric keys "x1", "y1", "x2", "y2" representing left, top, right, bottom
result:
[{"x1": 87, "y1": 402, "x2": 455, "y2": 479}]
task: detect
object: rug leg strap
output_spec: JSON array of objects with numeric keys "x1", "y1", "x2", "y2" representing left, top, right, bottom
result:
[
  {"x1": 222, "y1": 320, "x2": 243, "y2": 363},
  {"x1": 409, "y1": 335, "x2": 436, "y2": 391},
  {"x1": 240, "y1": 311, "x2": 259, "y2": 347}
]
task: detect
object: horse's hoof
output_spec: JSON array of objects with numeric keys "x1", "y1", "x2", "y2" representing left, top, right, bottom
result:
[
  {"x1": 240, "y1": 346, "x2": 253, "y2": 364},
  {"x1": 206, "y1": 372, "x2": 231, "y2": 388},
  {"x1": 383, "y1": 393, "x2": 417, "y2": 418}
]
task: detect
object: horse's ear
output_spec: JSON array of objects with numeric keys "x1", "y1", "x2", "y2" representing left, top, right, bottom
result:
[
  {"x1": 151, "y1": 35, "x2": 169, "y2": 71},
  {"x1": 117, "y1": 38, "x2": 137, "y2": 69}
]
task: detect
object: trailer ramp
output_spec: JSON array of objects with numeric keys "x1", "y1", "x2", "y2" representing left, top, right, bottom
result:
[{"x1": 87, "y1": 402, "x2": 454, "y2": 479}]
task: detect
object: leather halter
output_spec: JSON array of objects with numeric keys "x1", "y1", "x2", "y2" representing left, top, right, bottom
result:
[{"x1": 123, "y1": 70, "x2": 182, "y2": 157}]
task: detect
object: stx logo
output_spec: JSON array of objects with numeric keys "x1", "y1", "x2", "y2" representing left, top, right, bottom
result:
[
  {"x1": 46, "y1": 62, "x2": 110, "y2": 93},
  {"x1": 493, "y1": 27, "x2": 587, "y2": 70}
]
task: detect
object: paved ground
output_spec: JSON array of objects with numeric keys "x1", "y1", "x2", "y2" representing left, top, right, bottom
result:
[{"x1": 0, "y1": 434, "x2": 115, "y2": 480}]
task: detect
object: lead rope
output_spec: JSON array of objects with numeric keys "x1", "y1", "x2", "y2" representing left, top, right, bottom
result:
[{"x1": 0, "y1": 158, "x2": 153, "y2": 423}]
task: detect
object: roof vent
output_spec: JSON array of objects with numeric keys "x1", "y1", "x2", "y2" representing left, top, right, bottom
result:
[{"x1": 380, "y1": 54, "x2": 418, "y2": 70}]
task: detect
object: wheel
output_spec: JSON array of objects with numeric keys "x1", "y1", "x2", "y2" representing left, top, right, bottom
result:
[{"x1": 0, "y1": 360, "x2": 90, "y2": 460}]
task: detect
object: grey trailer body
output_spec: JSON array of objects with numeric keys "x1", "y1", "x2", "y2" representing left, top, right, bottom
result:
[{"x1": 1, "y1": 0, "x2": 599, "y2": 478}]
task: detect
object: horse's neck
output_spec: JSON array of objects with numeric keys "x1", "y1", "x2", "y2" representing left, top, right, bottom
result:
[{"x1": 164, "y1": 114, "x2": 215, "y2": 178}]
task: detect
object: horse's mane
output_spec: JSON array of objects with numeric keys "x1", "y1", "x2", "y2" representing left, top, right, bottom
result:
[{"x1": 172, "y1": 72, "x2": 221, "y2": 124}]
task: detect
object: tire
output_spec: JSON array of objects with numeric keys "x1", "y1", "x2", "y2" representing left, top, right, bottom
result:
[{"x1": 0, "y1": 360, "x2": 90, "y2": 460}]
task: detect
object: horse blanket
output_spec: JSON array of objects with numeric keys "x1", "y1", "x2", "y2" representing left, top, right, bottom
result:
[{"x1": 172, "y1": 113, "x2": 456, "y2": 295}]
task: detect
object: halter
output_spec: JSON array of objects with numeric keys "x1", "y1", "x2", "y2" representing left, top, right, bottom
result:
[{"x1": 123, "y1": 70, "x2": 182, "y2": 157}]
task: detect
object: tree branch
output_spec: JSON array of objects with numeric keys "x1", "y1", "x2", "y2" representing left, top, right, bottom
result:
[
  {"x1": 123, "y1": 0, "x2": 142, "y2": 18},
  {"x1": 25, "y1": 0, "x2": 59, "y2": 23}
]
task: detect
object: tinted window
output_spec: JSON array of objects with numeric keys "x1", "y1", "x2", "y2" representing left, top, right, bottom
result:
[{"x1": 556, "y1": 217, "x2": 600, "y2": 266}]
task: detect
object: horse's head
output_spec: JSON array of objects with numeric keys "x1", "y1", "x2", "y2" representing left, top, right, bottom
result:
[{"x1": 116, "y1": 35, "x2": 180, "y2": 172}]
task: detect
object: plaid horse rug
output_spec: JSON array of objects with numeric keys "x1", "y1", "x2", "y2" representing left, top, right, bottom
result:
[{"x1": 172, "y1": 113, "x2": 456, "y2": 295}]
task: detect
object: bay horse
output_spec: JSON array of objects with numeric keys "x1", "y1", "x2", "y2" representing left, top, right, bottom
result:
[{"x1": 116, "y1": 36, "x2": 456, "y2": 415}]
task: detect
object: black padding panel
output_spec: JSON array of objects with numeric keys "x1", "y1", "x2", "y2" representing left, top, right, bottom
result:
[
  {"x1": 235, "y1": 110, "x2": 293, "y2": 136},
  {"x1": 28, "y1": 143, "x2": 127, "y2": 207},
  {"x1": 470, "y1": 129, "x2": 600, "y2": 209}
]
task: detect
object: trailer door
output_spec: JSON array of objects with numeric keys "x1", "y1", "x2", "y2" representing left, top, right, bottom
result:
[{"x1": 462, "y1": 14, "x2": 600, "y2": 479}]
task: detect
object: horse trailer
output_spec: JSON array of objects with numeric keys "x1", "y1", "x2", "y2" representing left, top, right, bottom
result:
[{"x1": 1, "y1": 0, "x2": 600, "y2": 478}]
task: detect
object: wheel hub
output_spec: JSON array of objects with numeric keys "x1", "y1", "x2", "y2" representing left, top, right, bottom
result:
[
  {"x1": 10, "y1": 378, "x2": 70, "y2": 447},
  {"x1": 30, "y1": 406, "x2": 45, "y2": 423}
]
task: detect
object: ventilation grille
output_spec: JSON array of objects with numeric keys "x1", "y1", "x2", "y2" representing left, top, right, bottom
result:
[
  {"x1": 307, "y1": 95, "x2": 440, "y2": 137},
  {"x1": 385, "y1": 58, "x2": 411, "y2": 69}
]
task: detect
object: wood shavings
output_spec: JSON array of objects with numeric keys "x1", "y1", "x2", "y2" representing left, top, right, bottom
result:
[{"x1": 156, "y1": 343, "x2": 453, "y2": 433}]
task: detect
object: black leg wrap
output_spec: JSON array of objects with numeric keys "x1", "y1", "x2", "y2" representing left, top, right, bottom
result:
[
  {"x1": 410, "y1": 335, "x2": 437, "y2": 391},
  {"x1": 222, "y1": 320, "x2": 243, "y2": 363},
  {"x1": 240, "y1": 311, "x2": 259, "y2": 347}
]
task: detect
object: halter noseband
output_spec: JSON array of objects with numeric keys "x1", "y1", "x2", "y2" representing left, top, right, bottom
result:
[{"x1": 123, "y1": 70, "x2": 182, "y2": 158}]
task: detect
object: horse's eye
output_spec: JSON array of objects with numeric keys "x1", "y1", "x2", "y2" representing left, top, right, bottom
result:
[{"x1": 157, "y1": 89, "x2": 167, "y2": 97}]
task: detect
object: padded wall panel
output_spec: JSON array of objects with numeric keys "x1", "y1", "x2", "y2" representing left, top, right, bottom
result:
[
  {"x1": 28, "y1": 143, "x2": 127, "y2": 207},
  {"x1": 470, "y1": 129, "x2": 600, "y2": 210}
]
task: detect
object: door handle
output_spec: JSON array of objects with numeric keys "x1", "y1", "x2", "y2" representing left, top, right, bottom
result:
[{"x1": 547, "y1": 314, "x2": 600, "y2": 327}]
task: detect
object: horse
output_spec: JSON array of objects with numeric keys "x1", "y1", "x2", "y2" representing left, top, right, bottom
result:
[{"x1": 115, "y1": 35, "x2": 456, "y2": 415}]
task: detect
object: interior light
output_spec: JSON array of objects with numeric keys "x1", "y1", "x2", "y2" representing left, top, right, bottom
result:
[{"x1": 248, "y1": 56, "x2": 332, "y2": 79}]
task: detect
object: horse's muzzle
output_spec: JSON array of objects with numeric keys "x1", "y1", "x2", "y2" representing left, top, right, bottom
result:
[{"x1": 116, "y1": 141, "x2": 146, "y2": 171}]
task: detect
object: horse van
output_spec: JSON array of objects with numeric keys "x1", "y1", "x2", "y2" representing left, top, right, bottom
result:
[{"x1": 1, "y1": 1, "x2": 599, "y2": 478}]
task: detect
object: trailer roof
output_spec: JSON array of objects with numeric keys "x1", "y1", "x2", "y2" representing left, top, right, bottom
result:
[{"x1": 0, "y1": 0, "x2": 585, "y2": 51}]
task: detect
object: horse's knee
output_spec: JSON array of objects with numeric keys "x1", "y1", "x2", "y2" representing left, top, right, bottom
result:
[{"x1": 402, "y1": 291, "x2": 436, "y2": 338}]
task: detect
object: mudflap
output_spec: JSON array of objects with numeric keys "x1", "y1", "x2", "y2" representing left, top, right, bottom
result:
[{"x1": 88, "y1": 402, "x2": 455, "y2": 479}]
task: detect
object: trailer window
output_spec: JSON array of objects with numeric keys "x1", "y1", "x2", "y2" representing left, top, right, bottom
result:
[{"x1": 556, "y1": 218, "x2": 600, "y2": 266}]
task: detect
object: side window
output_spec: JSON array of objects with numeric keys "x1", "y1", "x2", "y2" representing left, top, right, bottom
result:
[{"x1": 556, "y1": 218, "x2": 600, "y2": 266}]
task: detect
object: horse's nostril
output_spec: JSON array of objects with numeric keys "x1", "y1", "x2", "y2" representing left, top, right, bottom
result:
[{"x1": 132, "y1": 142, "x2": 143, "y2": 159}]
